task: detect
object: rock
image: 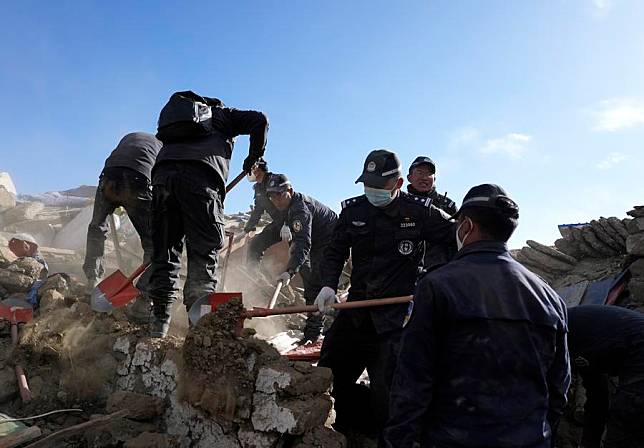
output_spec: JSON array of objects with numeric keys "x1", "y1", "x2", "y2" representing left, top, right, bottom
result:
[
  {"x1": 626, "y1": 218, "x2": 644, "y2": 235},
  {"x1": 7, "y1": 257, "x2": 45, "y2": 279},
  {"x1": 570, "y1": 228, "x2": 602, "y2": 258},
  {"x1": 237, "y1": 426, "x2": 281, "y2": 448},
  {"x1": 38, "y1": 273, "x2": 69, "y2": 297},
  {"x1": 106, "y1": 391, "x2": 165, "y2": 421},
  {"x1": 607, "y1": 217, "x2": 629, "y2": 240},
  {"x1": 0, "y1": 201, "x2": 44, "y2": 227},
  {"x1": 628, "y1": 258, "x2": 644, "y2": 278},
  {"x1": 0, "y1": 247, "x2": 17, "y2": 268},
  {"x1": 0, "y1": 269, "x2": 35, "y2": 292},
  {"x1": 554, "y1": 238, "x2": 585, "y2": 260},
  {"x1": 0, "y1": 172, "x2": 17, "y2": 196},
  {"x1": 83, "y1": 416, "x2": 157, "y2": 447},
  {"x1": 39, "y1": 289, "x2": 66, "y2": 310},
  {"x1": 255, "y1": 364, "x2": 333, "y2": 397},
  {"x1": 251, "y1": 392, "x2": 332, "y2": 435},
  {"x1": 0, "y1": 186, "x2": 15, "y2": 212},
  {"x1": 526, "y1": 240, "x2": 578, "y2": 265},
  {"x1": 124, "y1": 432, "x2": 179, "y2": 448},
  {"x1": 589, "y1": 220, "x2": 624, "y2": 253},
  {"x1": 627, "y1": 233, "x2": 644, "y2": 257},
  {"x1": 0, "y1": 366, "x2": 18, "y2": 403},
  {"x1": 292, "y1": 426, "x2": 347, "y2": 448},
  {"x1": 581, "y1": 226, "x2": 618, "y2": 256},
  {"x1": 628, "y1": 279, "x2": 644, "y2": 305},
  {"x1": 627, "y1": 206, "x2": 644, "y2": 218},
  {"x1": 597, "y1": 218, "x2": 626, "y2": 248},
  {"x1": 517, "y1": 247, "x2": 574, "y2": 273}
]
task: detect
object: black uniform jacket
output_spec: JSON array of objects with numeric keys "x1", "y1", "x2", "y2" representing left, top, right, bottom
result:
[{"x1": 320, "y1": 191, "x2": 455, "y2": 334}]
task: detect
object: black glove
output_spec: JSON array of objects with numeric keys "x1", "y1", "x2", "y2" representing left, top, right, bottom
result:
[{"x1": 243, "y1": 155, "x2": 258, "y2": 173}]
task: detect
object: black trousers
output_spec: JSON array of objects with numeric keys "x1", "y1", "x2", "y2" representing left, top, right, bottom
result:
[
  {"x1": 603, "y1": 380, "x2": 644, "y2": 448},
  {"x1": 246, "y1": 221, "x2": 282, "y2": 268},
  {"x1": 147, "y1": 162, "x2": 224, "y2": 320},
  {"x1": 83, "y1": 167, "x2": 153, "y2": 293},
  {"x1": 300, "y1": 249, "x2": 325, "y2": 341},
  {"x1": 318, "y1": 312, "x2": 402, "y2": 436}
]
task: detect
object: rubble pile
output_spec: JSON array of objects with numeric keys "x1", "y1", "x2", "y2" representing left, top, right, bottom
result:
[
  {"x1": 513, "y1": 215, "x2": 631, "y2": 288},
  {"x1": 625, "y1": 205, "x2": 644, "y2": 307}
]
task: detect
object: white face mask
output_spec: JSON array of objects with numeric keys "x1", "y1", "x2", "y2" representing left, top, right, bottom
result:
[
  {"x1": 247, "y1": 172, "x2": 257, "y2": 182},
  {"x1": 364, "y1": 186, "x2": 397, "y2": 207},
  {"x1": 456, "y1": 218, "x2": 472, "y2": 251}
]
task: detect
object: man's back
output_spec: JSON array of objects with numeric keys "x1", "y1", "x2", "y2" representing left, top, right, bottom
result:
[
  {"x1": 104, "y1": 132, "x2": 162, "y2": 179},
  {"x1": 386, "y1": 241, "x2": 570, "y2": 448}
]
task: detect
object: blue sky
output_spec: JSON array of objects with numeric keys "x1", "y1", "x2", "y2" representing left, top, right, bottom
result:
[{"x1": 1, "y1": 0, "x2": 643, "y2": 247}]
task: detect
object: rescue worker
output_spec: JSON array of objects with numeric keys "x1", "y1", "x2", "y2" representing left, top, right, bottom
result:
[
  {"x1": 406, "y1": 156, "x2": 457, "y2": 216},
  {"x1": 148, "y1": 101, "x2": 268, "y2": 338},
  {"x1": 406, "y1": 156, "x2": 457, "y2": 269},
  {"x1": 567, "y1": 305, "x2": 644, "y2": 448},
  {"x1": 83, "y1": 132, "x2": 162, "y2": 300},
  {"x1": 241, "y1": 158, "x2": 285, "y2": 269},
  {"x1": 266, "y1": 173, "x2": 338, "y2": 343},
  {"x1": 383, "y1": 184, "x2": 570, "y2": 448},
  {"x1": 315, "y1": 149, "x2": 455, "y2": 437}
]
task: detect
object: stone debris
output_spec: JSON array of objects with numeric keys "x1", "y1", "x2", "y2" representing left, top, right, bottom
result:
[
  {"x1": 626, "y1": 206, "x2": 644, "y2": 308},
  {"x1": 106, "y1": 391, "x2": 165, "y2": 421}
]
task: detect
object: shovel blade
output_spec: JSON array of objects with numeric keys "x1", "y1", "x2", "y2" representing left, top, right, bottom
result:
[
  {"x1": 0, "y1": 298, "x2": 34, "y2": 324},
  {"x1": 91, "y1": 269, "x2": 141, "y2": 312},
  {"x1": 187, "y1": 292, "x2": 243, "y2": 326}
]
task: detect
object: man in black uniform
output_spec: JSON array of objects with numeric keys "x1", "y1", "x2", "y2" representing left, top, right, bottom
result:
[
  {"x1": 567, "y1": 305, "x2": 644, "y2": 448},
  {"x1": 148, "y1": 100, "x2": 268, "y2": 338},
  {"x1": 266, "y1": 173, "x2": 338, "y2": 343},
  {"x1": 383, "y1": 184, "x2": 570, "y2": 448},
  {"x1": 83, "y1": 132, "x2": 162, "y2": 298},
  {"x1": 241, "y1": 159, "x2": 285, "y2": 269},
  {"x1": 406, "y1": 156, "x2": 457, "y2": 216},
  {"x1": 315, "y1": 149, "x2": 455, "y2": 436}
]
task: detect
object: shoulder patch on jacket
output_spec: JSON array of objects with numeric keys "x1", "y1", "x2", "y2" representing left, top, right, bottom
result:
[
  {"x1": 402, "y1": 192, "x2": 432, "y2": 208},
  {"x1": 341, "y1": 195, "x2": 367, "y2": 209}
]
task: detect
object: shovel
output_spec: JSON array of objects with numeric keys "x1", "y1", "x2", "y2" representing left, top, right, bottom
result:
[
  {"x1": 91, "y1": 172, "x2": 247, "y2": 313},
  {"x1": 267, "y1": 280, "x2": 284, "y2": 309},
  {"x1": 0, "y1": 297, "x2": 34, "y2": 403},
  {"x1": 189, "y1": 293, "x2": 413, "y2": 331}
]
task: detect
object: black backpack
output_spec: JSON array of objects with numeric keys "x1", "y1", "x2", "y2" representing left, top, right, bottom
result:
[{"x1": 156, "y1": 91, "x2": 224, "y2": 143}]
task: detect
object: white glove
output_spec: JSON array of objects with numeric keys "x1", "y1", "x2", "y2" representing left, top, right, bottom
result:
[
  {"x1": 277, "y1": 271, "x2": 292, "y2": 287},
  {"x1": 280, "y1": 224, "x2": 292, "y2": 242},
  {"x1": 314, "y1": 286, "x2": 337, "y2": 313}
]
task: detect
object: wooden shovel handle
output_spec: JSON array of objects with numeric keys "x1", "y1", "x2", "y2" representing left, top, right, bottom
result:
[
  {"x1": 267, "y1": 281, "x2": 284, "y2": 309},
  {"x1": 226, "y1": 171, "x2": 246, "y2": 193},
  {"x1": 246, "y1": 295, "x2": 413, "y2": 318}
]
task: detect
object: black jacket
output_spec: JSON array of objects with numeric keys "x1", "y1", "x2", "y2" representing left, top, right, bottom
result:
[
  {"x1": 104, "y1": 132, "x2": 162, "y2": 180},
  {"x1": 154, "y1": 107, "x2": 268, "y2": 195},
  {"x1": 407, "y1": 185, "x2": 458, "y2": 216},
  {"x1": 244, "y1": 171, "x2": 284, "y2": 232},
  {"x1": 320, "y1": 192, "x2": 455, "y2": 334},
  {"x1": 383, "y1": 241, "x2": 570, "y2": 448},
  {"x1": 285, "y1": 192, "x2": 338, "y2": 274}
]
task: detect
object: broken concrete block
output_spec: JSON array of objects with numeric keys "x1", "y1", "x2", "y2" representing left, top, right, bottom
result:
[
  {"x1": 0, "y1": 366, "x2": 18, "y2": 403},
  {"x1": 106, "y1": 391, "x2": 165, "y2": 421},
  {"x1": 37, "y1": 273, "x2": 69, "y2": 297},
  {"x1": 628, "y1": 258, "x2": 644, "y2": 278},
  {"x1": 39, "y1": 289, "x2": 66, "y2": 311},
  {"x1": 626, "y1": 218, "x2": 644, "y2": 235},
  {"x1": 526, "y1": 240, "x2": 578, "y2": 265},
  {"x1": 627, "y1": 233, "x2": 644, "y2": 257},
  {"x1": 0, "y1": 186, "x2": 15, "y2": 212},
  {"x1": 0, "y1": 269, "x2": 35, "y2": 292},
  {"x1": 251, "y1": 392, "x2": 332, "y2": 435},
  {"x1": 0, "y1": 201, "x2": 44, "y2": 227},
  {"x1": 124, "y1": 432, "x2": 179, "y2": 448}
]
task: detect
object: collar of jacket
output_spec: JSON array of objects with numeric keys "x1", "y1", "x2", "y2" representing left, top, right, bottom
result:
[
  {"x1": 407, "y1": 185, "x2": 438, "y2": 199},
  {"x1": 454, "y1": 240, "x2": 509, "y2": 260}
]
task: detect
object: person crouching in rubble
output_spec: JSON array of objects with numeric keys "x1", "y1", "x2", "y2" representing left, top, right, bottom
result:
[
  {"x1": 83, "y1": 132, "x2": 162, "y2": 321},
  {"x1": 147, "y1": 94, "x2": 269, "y2": 338},
  {"x1": 567, "y1": 305, "x2": 644, "y2": 448},
  {"x1": 241, "y1": 158, "x2": 286, "y2": 273},
  {"x1": 315, "y1": 149, "x2": 455, "y2": 439},
  {"x1": 383, "y1": 184, "x2": 570, "y2": 448},
  {"x1": 266, "y1": 173, "x2": 337, "y2": 344}
]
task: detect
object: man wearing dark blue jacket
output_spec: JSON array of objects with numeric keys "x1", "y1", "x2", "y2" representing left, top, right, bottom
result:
[
  {"x1": 383, "y1": 184, "x2": 570, "y2": 448},
  {"x1": 267, "y1": 173, "x2": 338, "y2": 343}
]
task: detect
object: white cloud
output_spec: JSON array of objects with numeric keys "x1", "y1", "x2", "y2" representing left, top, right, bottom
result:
[
  {"x1": 480, "y1": 133, "x2": 532, "y2": 159},
  {"x1": 448, "y1": 127, "x2": 480, "y2": 147},
  {"x1": 592, "y1": 0, "x2": 612, "y2": 17},
  {"x1": 596, "y1": 151, "x2": 628, "y2": 170},
  {"x1": 593, "y1": 98, "x2": 644, "y2": 131}
]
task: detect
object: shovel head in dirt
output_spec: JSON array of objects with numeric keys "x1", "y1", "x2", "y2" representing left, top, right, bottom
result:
[
  {"x1": 188, "y1": 292, "x2": 243, "y2": 326},
  {"x1": 91, "y1": 263, "x2": 149, "y2": 313},
  {"x1": 0, "y1": 297, "x2": 34, "y2": 324}
]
